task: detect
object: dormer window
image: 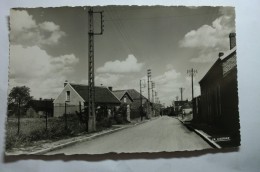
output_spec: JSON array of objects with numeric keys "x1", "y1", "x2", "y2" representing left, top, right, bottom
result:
[{"x1": 66, "y1": 91, "x2": 70, "y2": 102}]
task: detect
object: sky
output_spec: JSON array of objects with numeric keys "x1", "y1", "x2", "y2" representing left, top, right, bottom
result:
[{"x1": 9, "y1": 6, "x2": 235, "y2": 106}]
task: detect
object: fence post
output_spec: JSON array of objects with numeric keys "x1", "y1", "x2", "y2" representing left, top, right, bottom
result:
[
  {"x1": 17, "y1": 100, "x2": 21, "y2": 134},
  {"x1": 79, "y1": 101, "x2": 81, "y2": 114},
  {"x1": 45, "y1": 111, "x2": 48, "y2": 131},
  {"x1": 65, "y1": 102, "x2": 68, "y2": 130},
  {"x1": 45, "y1": 100, "x2": 48, "y2": 131}
]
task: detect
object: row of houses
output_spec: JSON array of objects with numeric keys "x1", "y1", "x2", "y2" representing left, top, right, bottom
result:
[
  {"x1": 192, "y1": 33, "x2": 240, "y2": 146},
  {"x1": 26, "y1": 81, "x2": 159, "y2": 121}
]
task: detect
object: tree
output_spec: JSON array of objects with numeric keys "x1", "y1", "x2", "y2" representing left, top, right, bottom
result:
[{"x1": 8, "y1": 86, "x2": 32, "y2": 134}]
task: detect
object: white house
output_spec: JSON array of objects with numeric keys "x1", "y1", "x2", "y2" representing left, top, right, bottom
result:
[{"x1": 53, "y1": 81, "x2": 121, "y2": 117}]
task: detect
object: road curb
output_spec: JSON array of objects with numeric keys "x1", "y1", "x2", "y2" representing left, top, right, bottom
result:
[
  {"x1": 29, "y1": 118, "x2": 155, "y2": 155},
  {"x1": 177, "y1": 118, "x2": 221, "y2": 149}
]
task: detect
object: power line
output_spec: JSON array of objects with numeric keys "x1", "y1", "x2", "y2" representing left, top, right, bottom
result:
[{"x1": 103, "y1": 11, "x2": 219, "y2": 22}]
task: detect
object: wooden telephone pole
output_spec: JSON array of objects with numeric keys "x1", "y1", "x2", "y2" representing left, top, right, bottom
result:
[
  {"x1": 187, "y1": 68, "x2": 197, "y2": 101},
  {"x1": 147, "y1": 69, "x2": 152, "y2": 118},
  {"x1": 179, "y1": 87, "x2": 184, "y2": 101},
  {"x1": 88, "y1": 7, "x2": 104, "y2": 132}
]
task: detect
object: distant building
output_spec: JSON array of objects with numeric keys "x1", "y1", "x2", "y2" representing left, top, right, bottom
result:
[
  {"x1": 53, "y1": 82, "x2": 121, "y2": 117},
  {"x1": 26, "y1": 98, "x2": 53, "y2": 118},
  {"x1": 195, "y1": 33, "x2": 240, "y2": 145},
  {"x1": 112, "y1": 89, "x2": 149, "y2": 119},
  {"x1": 173, "y1": 100, "x2": 190, "y2": 113}
]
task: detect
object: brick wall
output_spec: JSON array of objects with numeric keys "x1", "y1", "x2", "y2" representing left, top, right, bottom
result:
[{"x1": 222, "y1": 53, "x2": 237, "y2": 75}]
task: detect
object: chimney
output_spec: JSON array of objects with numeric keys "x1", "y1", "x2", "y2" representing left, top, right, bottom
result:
[
  {"x1": 229, "y1": 33, "x2": 236, "y2": 49},
  {"x1": 219, "y1": 52, "x2": 224, "y2": 58},
  {"x1": 39, "y1": 98, "x2": 42, "y2": 101},
  {"x1": 64, "y1": 80, "x2": 68, "y2": 87},
  {"x1": 108, "y1": 87, "x2": 113, "y2": 91}
]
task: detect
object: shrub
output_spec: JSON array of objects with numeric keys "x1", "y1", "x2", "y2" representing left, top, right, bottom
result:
[
  {"x1": 97, "y1": 117, "x2": 112, "y2": 128},
  {"x1": 5, "y1": 134, "x2": 28, "y2": 150},
  {"x1": 114, "y1": 114, "x2": 124, "y2": 124}
]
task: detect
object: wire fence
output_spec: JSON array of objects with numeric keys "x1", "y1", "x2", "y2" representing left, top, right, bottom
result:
[{"x1": 5, "y1": 103, "x2": 162, "y2": 150}]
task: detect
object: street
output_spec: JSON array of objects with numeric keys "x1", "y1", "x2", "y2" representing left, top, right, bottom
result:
[{"x1": 46, "y1": 116, "x2": 212, "y2": 155}]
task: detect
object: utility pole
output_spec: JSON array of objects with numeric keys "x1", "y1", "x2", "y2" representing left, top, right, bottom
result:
[
  {"x1": 187, "y1": 68, "x2": 197, "y2": 115},
  {"x1": 140, "y1": 79, "x2": 146, "y2": 121},
  {"x1": 140, "y1": 79, "x2": 146, "y2": 106},
  {"x1": 151, "y1": 81, "x2": 155, "y2": 103},
  {"x1": 179, "y1": 87, "x2": 184, "y2": 101},
  {"x1": 151, "y1": 81, "x2": 155, "y2": 117},
  {"x1": 154, "y1": 91, "x2": 157, "y2": 103},
  {"x1": 147, "y1": 69, "x2": 152, "y2": 118},
  {"x1": 187, "y1": 68, "x2": 197, "y2": 101},
  {"x1": 88, "y1": 7, "x2": 104, "y2": 132}
]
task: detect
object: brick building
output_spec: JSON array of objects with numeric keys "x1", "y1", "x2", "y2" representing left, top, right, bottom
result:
[
  {"x1": 194, "y1": 33, "x2": 240, "y2": 146},
  {"x1": 112, "y1": 89, "x2": 148, "y2": 119}
]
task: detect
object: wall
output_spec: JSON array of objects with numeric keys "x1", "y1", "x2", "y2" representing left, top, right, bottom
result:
[
  {"x1": 53, "y1": 84, "x2": 84, "y2": 117},
  {"x1": 200, "y1": 60, "x2": 223, "y2": 124},
  {"x1": 220, "y1": 67, "x2": 240, "y2": 145},
  {"x1": 222, "y1": 53, "x2": 237, "y2": 75}
]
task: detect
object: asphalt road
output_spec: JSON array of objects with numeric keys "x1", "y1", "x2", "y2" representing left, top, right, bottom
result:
[{"x1": 46, "y1": 116, "x2": 212, "y2": 155}]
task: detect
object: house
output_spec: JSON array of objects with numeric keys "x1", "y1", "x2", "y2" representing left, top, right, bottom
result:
[
  {"x1": 53, "y1": 82, "x2": 121, "y2": 117},
  {"x1": 112, "y1": 88, "x2": 149, "y2": 119},
  {"x1": 26, "y1": 98, "x2": 54, "y2": 118},
  {"x1": 195, "y1": 33, "x2": 240, "y2": 145},
  {"x1": 112, "y1": 89, "x2": 134, "y2": 105}
]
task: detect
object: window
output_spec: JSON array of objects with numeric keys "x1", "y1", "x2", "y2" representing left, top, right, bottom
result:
[
  {"x1": 66, "y1": 91, "x2": 70, "y2": 102},
  {"x1": 123, "y1": 97, "x2": 127, "y2": 103}
]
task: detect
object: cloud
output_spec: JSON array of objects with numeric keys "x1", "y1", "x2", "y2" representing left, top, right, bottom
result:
[
  {"x1": 10, "y1": 10, "x2": 65, "y2": 47},
  {"x1": 141, "y1": 69, "x2": 201, "y2": 106},
  {"x1": 10, "y1": 10, "x2": 37, "y2": 31},
  {"x1": 97, "y1": 54, "x2": 144, "y2": 73},
  {"x1": 95, "y1": 74, "x2": 122, "y2": 86},
  {"x1": 9, "y1": 45, "x2": 79, "y2": 98},
  {"x1": 190, "y1": 49, "x2": 219, "y2": 63},
  {"x1": 166, "y1": 64, "x2": 174, "y2": 70},
  {"x1": 151, "y1": 69, "x2": 182, "y2": 105},
  {"x1": 179, "y1": 7, "x2": 235, "y2": 63}
]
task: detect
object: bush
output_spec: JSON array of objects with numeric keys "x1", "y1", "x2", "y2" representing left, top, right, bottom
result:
[
  {"x1": 114, "y1": 114, "x2": 124, "y2": 124},
  {"x1": 97, "y1": 117, "x2": 112, "y2": 128},
  {"x1": 5, "y1": 133, "x2": 28, "y2": 150}
]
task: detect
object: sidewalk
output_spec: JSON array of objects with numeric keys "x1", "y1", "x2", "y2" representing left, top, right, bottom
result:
[
  {"x1": 177, "y1": 115, "x2": 221, "y2": 149},
  {"x1": 5, "y1": 117, "x2": 156, "y2": 155}
]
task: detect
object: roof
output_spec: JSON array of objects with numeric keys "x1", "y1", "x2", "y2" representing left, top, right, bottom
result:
[
  {"x1": 112, "y1": 90, "x2": 134, "y2": 102},
  {"x1": 199, "y1": 46, "x2": 236, "y2": 83},
  {"x1": 113, "y1": 89, "x2": 147, "y2": 100},
  {"x1": 70, "y1": 84, "x2": 121, "y2": 104},
  {"x1": 112, "y1": 90, "x2": 127, "y2": 100},
  {"x1": 220, "y1": 46, "x2": 236, "y2": 61}
]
